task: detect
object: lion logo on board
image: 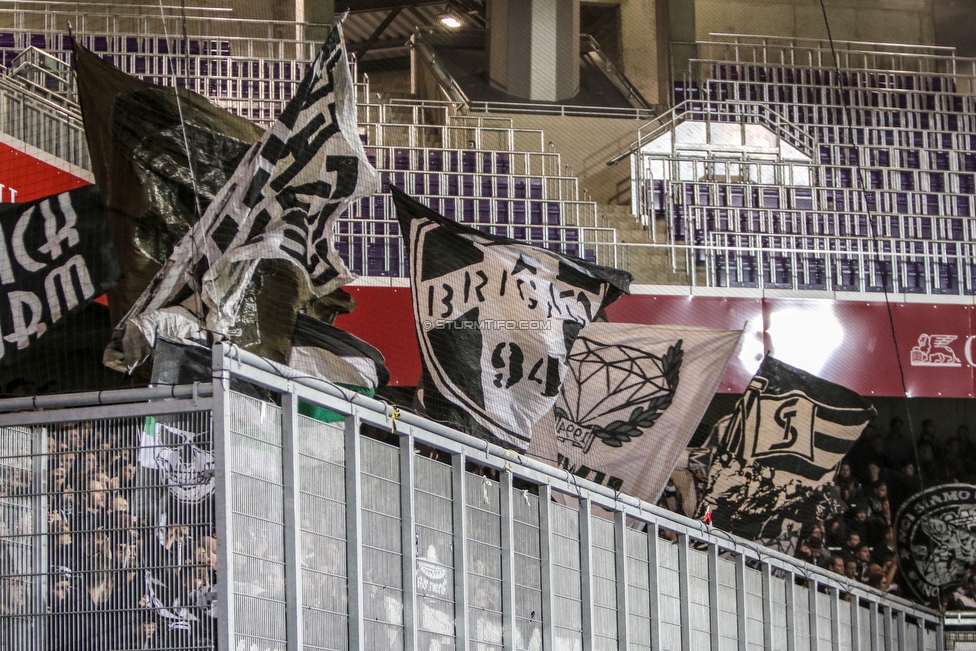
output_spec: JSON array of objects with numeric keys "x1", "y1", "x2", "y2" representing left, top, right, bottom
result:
[{"x1": 909, "y1": 334, "x2": 961, "y2": 367}]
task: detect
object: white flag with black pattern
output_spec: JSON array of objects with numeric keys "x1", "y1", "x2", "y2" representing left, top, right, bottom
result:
[
  {"x1": 528, "y1": 323, "x2": 740, "y2": 503},
  {"x1": 288, "y1": 312, "x2": 389, "y2": 389},
  {"x1": 393, "y1": 188, "x2": 632, "y2": 453},
  {"x1": 697, "y1": 356, "x2": 876, "y2": 547},
  {"x1": 116, "y1": 21, "x2": 379, "y2": 370}
]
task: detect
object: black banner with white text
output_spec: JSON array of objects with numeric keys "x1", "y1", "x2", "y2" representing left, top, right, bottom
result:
[{"x1": 0, "y1": 186, "x2": 120, "y2": 364}]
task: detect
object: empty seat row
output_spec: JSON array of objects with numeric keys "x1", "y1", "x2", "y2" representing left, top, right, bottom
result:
[{"x1": 335, "y1": 233, "x2": 595, "y2": 278}]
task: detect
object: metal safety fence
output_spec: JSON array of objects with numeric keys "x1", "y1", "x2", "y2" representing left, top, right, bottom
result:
[{"x1": 0, "y1": 345, "x2": 945, "y2": 651}]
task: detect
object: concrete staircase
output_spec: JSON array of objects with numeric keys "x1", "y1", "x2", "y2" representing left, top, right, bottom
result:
[{"x1": 596, "y1": 204, "x2": 707, "y2": 286}]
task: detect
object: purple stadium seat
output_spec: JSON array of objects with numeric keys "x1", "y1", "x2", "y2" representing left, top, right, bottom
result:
[
  {"x1": 477, "y1": 201, "x2": 491, "y2": 224},
  {"x1": 496, "y1": 202, "x2": 509, "y2": 224},
  {"x1": 514, "y1": 179, "x2": 527, "y2": 199},
  {"x1": 394, "y1": 149, "x2": 409, "y2": 170},
  {"x1": 530, "y1": 202, "x2": 543, "y2": 225},
  {"x1": 529, "y1": 179, "x2": 543, "y2": 199},
  {"x1": 547, "y1": 203, "x2": 560, "y2": 225}
]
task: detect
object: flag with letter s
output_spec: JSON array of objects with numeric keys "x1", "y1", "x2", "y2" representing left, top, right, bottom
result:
[{"x1": 696, "y1": 356, "x2": 876, "y2": 547}]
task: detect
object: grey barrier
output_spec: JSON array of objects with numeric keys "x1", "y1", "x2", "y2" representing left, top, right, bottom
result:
[{"x1": 0, "y1": 344, "x2": 946, "y2": 651}]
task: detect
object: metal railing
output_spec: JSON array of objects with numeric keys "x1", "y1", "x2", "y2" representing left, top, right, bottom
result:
[
  {"x1": 0, "y1": 345, "x2": 946, "y2": 650},
  {"x1": 409, "y1": 27, "x2": 657, "y2": 120}
]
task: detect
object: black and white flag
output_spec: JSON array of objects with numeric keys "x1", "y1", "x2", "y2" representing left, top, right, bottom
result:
[
  {"x1": 288, "y1": 312, "x2": 389, "y2": 389},
  {"x1": 528, "y1": 323, "x2": 740, "y2": 502},
  {"x1": 696, "y1": 356, "x2": 876, "y2": 548},
  {"x1": 896, "y1": 484, "x2": 976, "y2": 607},
  {"x1": 117, "y1": 22, "x2": 379, "y2": 370},
  {"x1": 393, "y1": 188, "x2": 632, "y2": 452},
  {"x1": 0, "y1": 186, "x2": 120, "y2": 364},
  {"x1": 138, "y1": 420, "x2": 215, "y2": 505}
]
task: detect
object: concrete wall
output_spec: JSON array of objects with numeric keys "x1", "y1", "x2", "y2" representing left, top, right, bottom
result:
[
  {"x1": 693, "y1": 0, "x2": 935, "y2": 45},
  {"x1": 499, "y1": 112, "x2": 645, "y2": 205},
  {"x1": 610, "y1": 0, "x2": 937, "y2": 107}
]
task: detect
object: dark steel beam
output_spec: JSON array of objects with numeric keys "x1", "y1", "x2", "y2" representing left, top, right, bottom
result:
[
  {"x1": 336, "y1": 0, "x2": 440, "y2": 13},
  {"x1": 356, "y1": 7, "x2": 403, "y2": 59}
]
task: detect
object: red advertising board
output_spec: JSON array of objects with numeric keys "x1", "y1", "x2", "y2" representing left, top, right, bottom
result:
[
  {"x1": 0, "y1": 138, "x2": 92, "y2": 202},
  {"x1": 337, "y1": 286, "x2": 976, "y2": 398}
]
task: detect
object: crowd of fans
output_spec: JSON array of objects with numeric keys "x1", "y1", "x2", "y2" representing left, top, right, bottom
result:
[
  {"x1": 0, "y1": 414, "x2": 217, "y2": 651},
  {"x1": 7, "y1": 372, "x2": 976, "y2": 649},
  {"x1": 792, "y1": 416, "x2": 976, "y2": 607}
]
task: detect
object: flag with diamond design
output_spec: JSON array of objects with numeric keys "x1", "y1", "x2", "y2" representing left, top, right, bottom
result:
[
  {"x1": 393, "y1": 188, "x2": 632, "y2": 453},
  {"x1": 112, "y1": 21, "x2": 379, "y2": 371},
  {"x1": 696, "y1": 356, "x2": 876, "y2": 550},
  {"x1": 528, "y1": 323, "x2": 740, "y2": 503}
]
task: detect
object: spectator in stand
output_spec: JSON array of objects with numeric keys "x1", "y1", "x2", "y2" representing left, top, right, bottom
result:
[
  {"x1": 951, "y1": 572, "x2": 976, "y2": 610},
  {"x1": 864, "y1": 434, "x2": 891, "y2": 476},
  {"x1": 866, "y1": 482, "x2": 887, "y2": 518},
  {"x1": 855, "y1": 544, "x2": 873, "y2": 582},
  {"x1": 860, "y1": 462, "x2": 883, "y2": 493},
  {"x1": 885, "y1": 462, "x2": 922, "y2": 517},
  {"x1": 840, "y1": 529, "x2": 863, "y2": 560},
  {"x1": 828, "y1": 554, "x2": 846, "y2": 576},
  {"x1": 872, "y1": 526, "x2": 898, "y2": 567},
  {"x1": 885, "y1": 417, "x2": 913, "y2": 471},
  {"x1": 67, "y1": 556, "x2": 118, "y2": 651},
  {"x1": 864, "y1": 563, "x2": 888, "y2": 591},
  {"x1": 796, "y1": 524, "x2": 830, "y2": 567},
  {"x1": 76, "y1": 476, "x2": 109, "y2": 536},
  {"x1": 916, "y1": 441, "x2": 941, "y2": 485},
  {"x1": 918, "y1": 418, "x2": 938, "y2": 447},
  {"x1": 48, "y1": 567, "x2": 75, "y2": 651},
  {"x1": 3, "y1": 377, "x2": 34, "y2": 398},
  {"x1": 48, "y1": 509, "x2": 74, "y2": 570},
  {"x1": 941, "y1": 436, "x2": 967, "y2": 483},
  {"x1": 844, "y1": 557, "x2": 860, "y2": 581},
  {"x1": 131, "y1": 613, "x2": 168, "y2": 650},
  {"x1": 956, "y1": 425, "x2": 976, "y2": 481},
  {"x1": 823, "y1": 514, "x2": 847, "y2": 547},
  {"x1": 834, "y1": 462, "x2": 862, "y2": 507},
  {"x1": 844, "y1": 507, "x2": 870, "y2": 545},
  {"x1": 865, "y1": 483, "x2": 892, "y2": 545}
]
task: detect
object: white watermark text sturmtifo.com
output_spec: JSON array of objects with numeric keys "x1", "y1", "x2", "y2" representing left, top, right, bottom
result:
[{"x1": 422, "y1": 319, "x2": 553, "y2": 331}]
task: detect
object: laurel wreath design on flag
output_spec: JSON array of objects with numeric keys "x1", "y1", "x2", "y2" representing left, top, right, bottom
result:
[{"x1": 554, "y1": 339, "x2": 683, "y2": 449}]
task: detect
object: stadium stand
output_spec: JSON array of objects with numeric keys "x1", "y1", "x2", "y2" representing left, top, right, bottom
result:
[
  {"x1": 629, "y1": 35, "x2": 976, "y2": 295},
  {"x1": 0, "y1": 14, "x2": 613, "y2": 278}
]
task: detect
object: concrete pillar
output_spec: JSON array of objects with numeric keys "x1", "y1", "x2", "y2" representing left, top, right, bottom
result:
[
  {"x1": 489, "y1": 0, "x2": 580, "y2": 102},
  {"x1": 301, "y1": 0, "x2": 333, "y2": 42},
  {"x1": 619, "y1": 0, "x2": 672, "y2": 105}
]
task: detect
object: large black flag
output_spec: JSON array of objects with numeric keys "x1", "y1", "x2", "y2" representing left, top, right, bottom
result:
[
  {"x1": 697, "y1": 356, "x2": 876, "y2": 549},
  {"x1": 72, "y1": 38, "x2": 263, "y2": 328},
  {"x1": 112, "y1": 22, "x2": 379, "y2": 372},
  {"x1": 0, "y1": 186, "x2": 120, "y2": 364},
  {"x1": 393, "y1": 187, "x2": 632, "y2": 452}
]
